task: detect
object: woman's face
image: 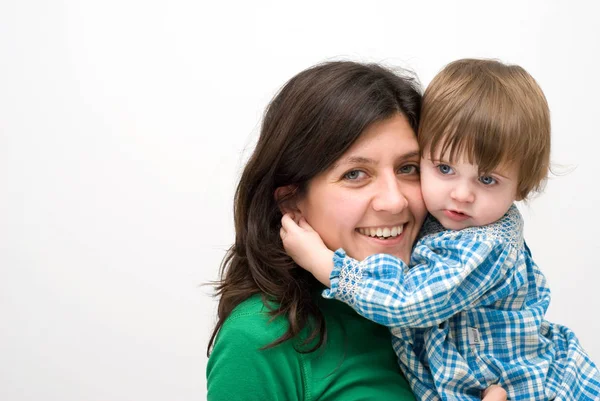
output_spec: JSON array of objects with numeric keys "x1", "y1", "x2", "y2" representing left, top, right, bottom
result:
[{"x1": 297, "y1": 114, "x2": 427, "y2": 264}]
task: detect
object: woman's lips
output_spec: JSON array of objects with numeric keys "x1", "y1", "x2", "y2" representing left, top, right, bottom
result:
[{"x1": 444, "y1": 210, "x2": 470, "y2": 221}]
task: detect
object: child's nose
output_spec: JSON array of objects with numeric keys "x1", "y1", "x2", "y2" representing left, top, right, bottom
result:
[{"x1": 450, "y1": 182, "x2": 475, "y2": 203}]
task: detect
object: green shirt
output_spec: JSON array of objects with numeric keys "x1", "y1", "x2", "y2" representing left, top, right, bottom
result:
[{"x1": 207, "y1": 294, "x2": 416, "y2": 400}]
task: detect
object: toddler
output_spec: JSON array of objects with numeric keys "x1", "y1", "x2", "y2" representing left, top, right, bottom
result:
[{"x1": 281, "y1": 59, "x2": 600, "y2": 400}]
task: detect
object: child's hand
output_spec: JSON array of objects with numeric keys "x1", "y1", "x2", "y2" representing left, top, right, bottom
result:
[
  {"x1": 280, "y1": 213, "x2": 334, "y2": 287},
  {"x1": 481, "y1": 385, "x2": 507, "y2": 401}
]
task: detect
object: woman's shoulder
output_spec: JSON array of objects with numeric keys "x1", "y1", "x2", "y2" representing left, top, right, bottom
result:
[
  {"x1": 219, "y1": 294, "x2": 291, "y2": 343},
  {"x1": 208, "y1": 294, "x2": 416, "y2": 401},
  {"x1": 226, "y1": 294, "x2": 272, "y2": 321},
  {"x1": 207, "y1": 295, "x2": 308, "y2": 400}
]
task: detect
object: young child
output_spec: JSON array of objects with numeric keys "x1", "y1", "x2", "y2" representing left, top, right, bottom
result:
[{"x1": 280, "y1": 59, "x2": 600, "y2": 400}]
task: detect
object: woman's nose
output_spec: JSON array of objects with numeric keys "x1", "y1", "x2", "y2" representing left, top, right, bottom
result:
[
  {"x1": 450, "y1": 182, "x2": 475, "y2": 203},
  {"x1": 371, "y1": 175, "x2": 409, "y2": 214}
]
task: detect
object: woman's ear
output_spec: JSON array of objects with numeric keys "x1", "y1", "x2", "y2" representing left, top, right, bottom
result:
[{"x1": 274, "y1": 185, "x2": 301, "y2": 214}]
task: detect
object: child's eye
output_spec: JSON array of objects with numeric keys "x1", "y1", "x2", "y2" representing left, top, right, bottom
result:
[
  {"x1": 398, "y1": 164, "x2": 420, "y2": 175},
  {"x1": 437, "y1": 164, "x2": 454, "y2": 175},
  {"x1": 343, "y1": 170, "x2": 366, "y2": 181},
  {"x1": 479, "y1": 175, "x2": 497, "y2": 185}
]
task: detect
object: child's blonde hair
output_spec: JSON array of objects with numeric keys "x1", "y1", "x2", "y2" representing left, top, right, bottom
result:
[{"x1": 419, "y1": 58, "x2": 551, "y2": 200}]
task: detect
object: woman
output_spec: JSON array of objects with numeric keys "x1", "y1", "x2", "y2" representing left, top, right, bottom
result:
[{"x1": 206, "y1": 61, "x2": 506, "y2": 400}]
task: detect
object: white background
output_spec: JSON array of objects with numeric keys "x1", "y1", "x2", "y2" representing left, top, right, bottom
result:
[{"x1": 1, "y1": 1, "x2": 599, "y2": 400}]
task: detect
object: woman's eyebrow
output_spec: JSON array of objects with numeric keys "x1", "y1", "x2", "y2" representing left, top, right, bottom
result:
[
  {"x1": 331, "y1": 156, "x2": 375, "y2": 170},
  {"x1": 345, "y1": 156, "x2": 377, "y2": 165},
  {"x1": 397, "y1": 151, "x2": 420, "y2": 161},
  {"x1": 333, "y1": 151, "x2": 420, "y2": 169}
]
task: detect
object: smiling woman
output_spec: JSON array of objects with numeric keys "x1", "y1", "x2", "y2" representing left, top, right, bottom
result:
[{"x1": 206, "y1": 61, "x2": 424, "y2": 400}]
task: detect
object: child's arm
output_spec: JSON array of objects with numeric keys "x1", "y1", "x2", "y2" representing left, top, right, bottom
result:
[
  {"x1": 280, "y1": 213, "x2": 333, "y2": 287},
  {"x1": 324, "y1": 236, "x2": 515, "y2": 328},
  {"x1": 281, "y1": 213, "x2": 517, "y2": 329}
]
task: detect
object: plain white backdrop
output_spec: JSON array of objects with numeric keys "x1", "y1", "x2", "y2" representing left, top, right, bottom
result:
[{"x1": 1, "y1": 1, "x2": 599, "y2": 400}]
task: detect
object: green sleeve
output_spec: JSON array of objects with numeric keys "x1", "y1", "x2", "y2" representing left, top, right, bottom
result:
[{"x1": 206, "y1": 310, "x2": 308, "y2": 401}]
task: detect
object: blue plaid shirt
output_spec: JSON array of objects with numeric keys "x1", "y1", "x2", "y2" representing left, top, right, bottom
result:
[{"x1": 323, "y1": 205, "x2": 600, "y2": 400}]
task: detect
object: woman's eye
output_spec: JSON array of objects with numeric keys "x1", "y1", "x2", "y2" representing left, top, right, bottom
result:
[
  {"x1": 343, "y1": 170, "x2": 366, "y2": 180},
  {"x1": 479, "y1": 175, "x2": 497, "y2": 185},
  {"x1": 437, "y1": 164, "x2": 453, "y2": 175},
  {"x1": 398, "y1": 165, "x2": 419, "y2": 175}
]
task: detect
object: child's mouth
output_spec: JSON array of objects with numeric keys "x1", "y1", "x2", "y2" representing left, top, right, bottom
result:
[{"x1": 444, "y1": 210, "x2": 470, "y2": 221}]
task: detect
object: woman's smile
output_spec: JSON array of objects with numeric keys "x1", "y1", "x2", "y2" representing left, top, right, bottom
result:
[
  {"x1": 355, "y1": 223, "x2": 408, "y2": 251},
  {"x1": 356, "y1": 224, "x2": 404, "y2": 239}
]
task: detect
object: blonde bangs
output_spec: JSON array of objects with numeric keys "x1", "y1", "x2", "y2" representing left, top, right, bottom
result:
[{"x1": 418, "y1": 59, "x2": 551, "y2": 199}]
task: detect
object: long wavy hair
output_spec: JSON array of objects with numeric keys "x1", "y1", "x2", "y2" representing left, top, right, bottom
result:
[{"x1": 207, "y1": 61, "x2": 422, "y2": 355}]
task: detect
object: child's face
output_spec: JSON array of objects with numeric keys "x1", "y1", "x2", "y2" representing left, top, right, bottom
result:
[{"x1": 420, "y1": 149, "x2": 519, "y2": 230}]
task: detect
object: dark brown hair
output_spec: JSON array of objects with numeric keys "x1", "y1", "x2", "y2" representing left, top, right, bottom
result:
[
  {"x1": 207, "y1": 61, "x2": 422, "y2": 355},
  {"x1": 419, "y1": 58, "x2": 551, "y2": 200}
]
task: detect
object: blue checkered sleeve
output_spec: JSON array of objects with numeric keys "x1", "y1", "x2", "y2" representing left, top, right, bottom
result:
[{"x1": 323, "y1": 236, "x2": 516, "y2": 328}]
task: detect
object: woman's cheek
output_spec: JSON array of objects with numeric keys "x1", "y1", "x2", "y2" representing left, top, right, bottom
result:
[{"x1": 407, "y1": 182, "x2": 428, "y2": 222}]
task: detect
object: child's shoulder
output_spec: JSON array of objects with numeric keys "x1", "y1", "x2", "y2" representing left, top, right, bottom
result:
[{"x1": 419, "y1": 204, "x2": 524, "y2": 248}]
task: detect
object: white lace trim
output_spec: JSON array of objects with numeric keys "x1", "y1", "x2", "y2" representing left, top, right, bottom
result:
[
  {"x1": 419, "y1": 204, "x2": 524, "y2": 248},
  {"x1": 332, "y1": 250, "x2": 364, "y2": 306}
]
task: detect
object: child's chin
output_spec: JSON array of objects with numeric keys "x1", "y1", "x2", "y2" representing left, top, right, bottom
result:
[{"x1": 438, "y1": 218, "x2": 468, "y2": 231}]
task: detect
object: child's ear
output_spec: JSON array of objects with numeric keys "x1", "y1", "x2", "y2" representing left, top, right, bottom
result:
[
  {"x1": 515, "y1": 189, "x2": 524, "y2": 202},
  {"x1": 274, "y1": 185, "x2": 301, "y2": 214}
]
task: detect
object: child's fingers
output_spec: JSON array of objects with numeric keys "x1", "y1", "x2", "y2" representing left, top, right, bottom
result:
[
  {"x1": 298, "y1": 217, "x2": 315, "y2": 232},
  {"x1": 281, "y1": 213, "x2": 300, "y2": 233},
  {"x1": 279, "y1": 226, "x2": 288, "y2": 240},
  {"x1": 481, "y1": 385, "x2": 506, "y2": 401}
]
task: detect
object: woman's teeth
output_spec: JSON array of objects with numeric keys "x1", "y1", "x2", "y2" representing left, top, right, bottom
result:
[{"x1": 358, "y1": 225, "x2": 404, "y2": 238}]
